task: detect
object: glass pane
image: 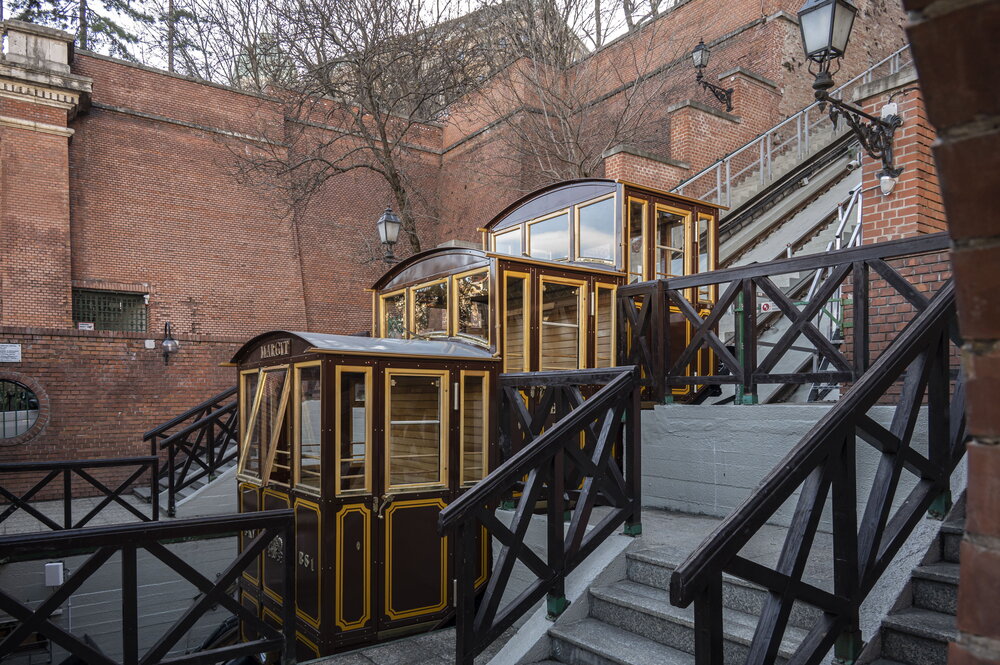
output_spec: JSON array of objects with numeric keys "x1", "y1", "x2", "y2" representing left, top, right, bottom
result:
[
  {"x1": 494, "y1": 228, "x2": 522, "y2": 256},
  {"x1": 297, "y1": 366, "x2": 322, "y2": 492},
  {"x1": 461, "y1": 374, "x2": 486, "y2": 485},
  {"x1": 413, "y1": 282, "x2": 449, "y2": 337},
  {"x1": 656, "y1": 209, "x2": 686, "y2": 279},
  {"x1": 529, "y1": 214, "x2": 569, "y2": 261},
  {"x1": 382, "y1": 293, "x2": 407, "y2": 339},
  {"x1": 697, "y1": 217, "x2": 712, "y2": 301},
  {"x1": 505, "y1": 275, "x2": 527, "y2": 372},
  {"x1": 244, "y1": 368, "x2": 288, "y2": 478},
  {"x1": 596, "y1": 288, "x2": 614, "y2": 368},
  {"x1": 240, "y1": 372, "x2": 259, "y2": 473},
  {"x1": 628, "y1": 201, "x2": 645, "y2": 282},
  {"x1": 457, "y1": 271, "x2": 490, "y2": 342},
  {"x1": 578, "y1": 198, "x2": 615, "y2": 262},
  {"x1": 540, "y1": 282, "x2": 580, "y2": 370},
  {"x1": 339, "y1": 371, "x2": 368, "y2": 493},
  {"x1": 0, "y1": 380, "x2": 38, "y2": 439},
  {"x1": 389, "y1": 375, "x2": 444, "y2": 487}
]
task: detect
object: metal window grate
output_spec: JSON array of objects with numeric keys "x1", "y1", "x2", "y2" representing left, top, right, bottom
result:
[{"x1": 72, "y1": 289, "x2": 147, "y2": 332}]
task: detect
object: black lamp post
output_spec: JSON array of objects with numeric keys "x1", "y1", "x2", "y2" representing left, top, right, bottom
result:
[
  {"x1": 798, "y1": 0, "x2": 903, "y2": 179},
  {"x1": 691, "y1": 39, "x2": 734, "y2": 113},
  {"x1": 377, "y1": 206, "x2": 402, "y2": 264},
  {"x1": 161, "y1": 321, "x2": 180, "y2": 364}
]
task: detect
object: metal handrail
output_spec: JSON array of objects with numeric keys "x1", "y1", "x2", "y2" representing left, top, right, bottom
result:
[
  {"x1": 142, "y1": 386, "x2": 237, "y2": 442},
  {"x1": 673, "y1": 45, "x2": 912, "y2": 209}
]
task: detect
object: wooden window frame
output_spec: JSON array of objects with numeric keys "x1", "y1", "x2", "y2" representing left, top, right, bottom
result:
[
  {"x1": 492, "y1": 226, "x2": 524, "y2": 256},
  {"x1": 526, "y1": 209, "x2": 571, "y2": 262},
  {"x1": 538, "y1": 276, "x2": 587, "y2": 371},
  {"x1": 450, "y1": 268, "x2": 491, "y2": 347},
  {"x1": 625, "y1": 197, "x2": 648, "y2": 283},
  {"x1": 239, "y1": 369, "x2": 259, "y2": 460},
  {"x1": 384, "y1": 368, "x2": 450, "y2": 492},
  {"x1": 502, "y1": 270, "x2": 531, "y2": 373},
  {"x1": 238, "y1": 364, "x2": 292, "y2": 485},
  {"x1": 379, "y1": 288, "x2": 408, "y2": 339},
  {"x1": 335, "y1": 365, "x2": 373, "y2": 497},
  {"x1": 459, "y1": 370, "x2": 490, "y2": 487},
  {"x1": 409, "y1": 277, "x2": 451, "y2": 338},
  {"x1": 593, "y1": 282, "x2": 617, "y2": 368},
  {"x1": 293, "y1": 360, "x2": 323, "y2": 497},
  {"x1": 695, "y1": 213, "x2": 718, "y2": 303},
  {"x1": 654, "y1": 203, "x2": 691, "y2": 281},
  {"x1": 574, "y1": 194, "x2": 617, "y2": 265}
]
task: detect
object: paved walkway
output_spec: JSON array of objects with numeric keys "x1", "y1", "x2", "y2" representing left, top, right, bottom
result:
[{"x1": 309, "y1": 626, "x2": 516, "y2": 665}]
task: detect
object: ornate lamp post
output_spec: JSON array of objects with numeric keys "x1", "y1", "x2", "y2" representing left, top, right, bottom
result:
[
  {"x1": 691, "y1": 39, "x2": 734, "y2": 112},
  {"x1": 377, "y1": 206, "x2": 402, "y2": 265},
  {"x1": 798, "y1": 0, "x2": 903, "y2": 180},
  {"x1": 161, "y1": 321, "x2": 180, "y2": 364}
]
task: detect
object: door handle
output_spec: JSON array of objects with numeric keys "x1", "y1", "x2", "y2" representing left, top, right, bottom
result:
[{"x1": 375, "y1": 494, "x2": 396, "y2": 519}]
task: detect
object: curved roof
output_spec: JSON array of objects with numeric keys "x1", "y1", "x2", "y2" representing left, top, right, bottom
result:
[
  {"x1": 485, "y1": 178, "x2": 617, "y2": 233},
  {"x1": 371, "y1": 247, "x2": 489, "y2": 292},
  {"x1": 230, "y1": 330, "x2": 496, "y2": 363}
]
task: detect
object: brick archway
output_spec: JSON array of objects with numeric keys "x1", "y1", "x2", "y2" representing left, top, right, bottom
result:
[{"x1": 0, "y1": 370, "x2": 51, "y2": 446}]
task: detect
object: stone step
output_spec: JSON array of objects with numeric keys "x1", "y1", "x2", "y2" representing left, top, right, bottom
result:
[
  {"x1": 940, "y1": 522, "x2": 963, "y2": 564},
  {"x1": 869, "y1": 660, "x2": 907, "y2": 665},
  {"x1": 625, "y1": 549, "x2": 823, "y2": 630},
  {"x1": 881, "y1": 607, "x2": 957, "y2": 665},
  {"x1": 550, "y1": 617, "x2": 694, "y2": 665},
  {"x1": 912, "y1": 562, "x2": 960, "y2": 615},
  {"x1": 589, "y1": 580, "x2": 808, "y2": 664}
]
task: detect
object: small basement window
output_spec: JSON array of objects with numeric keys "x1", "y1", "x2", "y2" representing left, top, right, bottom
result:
[
  {"x1": 0, "y1": 380, "x2": 39, "y2": 440},
  {"x1": 72, "y1": 289, "x2": 147, "y2": 332}
]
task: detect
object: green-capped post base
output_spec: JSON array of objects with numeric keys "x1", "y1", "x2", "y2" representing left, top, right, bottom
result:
[
  {"x1": 623, "y1": 522, "x2": 642, "y2": 537},
  {"x1": 928, "y1": 489, "x2": 952, "y2": 520},
  {"x1": 833, "y1": 630, "x2": 863, "y2": 664},
  {"x1": 500, "y1": 499, "x2": 516, "y2": 511},
  {"x1": 546, "y1": 593, "x2": 570, "y2": 620}
]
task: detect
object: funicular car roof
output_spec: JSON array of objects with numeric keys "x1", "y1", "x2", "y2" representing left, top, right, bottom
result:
[{"x1": 231, "y1": 330, "x2": 496, "y2": 363}]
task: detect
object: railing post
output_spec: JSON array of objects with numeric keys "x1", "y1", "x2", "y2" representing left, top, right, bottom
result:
[
  {"x1": 281, "y1": 520, "x2": 296, "y2": 665},
  {"x1": 804, "y1": 107, "x2": 811, "y2": 154},
  {"x1": 63, "y1": 469, "x2": 72, "y2": 529},
  {"x1": 927, "y1": 326, "x2": 953, "y2": 519},
  {"x1": 739, "y1": 279, "x2": 758, "y2": 404},
  {"x1": 455, "y1": 521, "x2": 478, "y2": 665},
  {"x1": 759, "y1": 140, "x2": 766, "y2": 186},
  {"x1": 832, "y1": 430, "x2": 861, "y2": 665},
  {"x1": 624, "y1": 370, "x2": 642, "y2": 537},
  {"x1": 546, "y1": 447, "x2": 569, "y2": 619},
  {"x1": 852, "y1": 262, "x2": 870, "y2": 378},
  {"x1": 715, "y1": 165, "x2": 722, "y2": 207},
  {"x1": 167, "y1": 441, "x2": 177, "y2": 518},
  {"x1": 693, "y1": 576, "x2": 724, "y2": 665},
  {"x1": 725, "y1": 159, "x2": 732, "y2": 209},
  {"x1": 150, "y1": 458, "x2": 160, "y2": 522},
  {"x1": 122, "y1": 544, "x2": 139, "y2": 665}
]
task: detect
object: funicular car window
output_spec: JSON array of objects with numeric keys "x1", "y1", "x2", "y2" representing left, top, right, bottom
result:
[
  {"x1": 295, "y1": 363, "x2": 322, "y2": 493},
  {"x1": 504, "y1": 272, "x2": 529, "y2": 373},
  {"x1": 628, "y1": 199, "x2": 646, "y2": 283},
  {"x1": 656, "y1": 207, "x2": 688, "y2": 279},
  {"x1": 528, "y1": 213, "x2": 570, "y2": 261},
  {"x1": 239, "y1": 366, "x2": 291, "y2": 483},
  {"x1": 595, "y1": 284, "x2": 616, "y2": 368},
  {"x1": 412, "y1": 281, "x2": 449, "y2": 337},
  {"x1": 494, "y1": 227, "x2": 522, "y2": 256},
  {"x1": 387, "y1": 373, "x2": 446, "y2": 488},
  {"x1": 455, "y1": 270, "x2": 490, "y2": 344},
  {"x1": 696, "y1": 214, "x2": 716, "y2": 302},
  {"x1": 381, "y1": 291, "x2": 407, "y2": 339},
  {"x1": 337, "y1": 367, "x2": 371, "y2": 494},
  {"x1": 461, "y1": 372, "x2": 488, "y2": 485},
  {"x1": 577, "y1": 197, "x2": 616, "y2": 263},
  {"x1": 540, "y1": 280, "x2": 583, "y2": 371}
]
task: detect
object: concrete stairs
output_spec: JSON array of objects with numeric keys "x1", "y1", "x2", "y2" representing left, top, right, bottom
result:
[
  {"x1": 133, "y1": 443, "x2": 238, "y2": 509},
  {"x1": 866, "y1": 513, "x2": 963, "y2": 665}
]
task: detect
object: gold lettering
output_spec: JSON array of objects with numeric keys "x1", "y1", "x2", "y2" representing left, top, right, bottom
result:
[{"x1": 259, "y1": 339, "x2": 291, "y2": 360}]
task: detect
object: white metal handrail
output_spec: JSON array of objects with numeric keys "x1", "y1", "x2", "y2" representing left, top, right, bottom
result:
[{"x1": 673, "y1": 45, "x2": 912, "y2": 210}]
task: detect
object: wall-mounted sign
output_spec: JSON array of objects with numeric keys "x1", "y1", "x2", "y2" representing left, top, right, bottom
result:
[
  {"x1": 77, "y1": 322, "x2": 95, "y2": 330},
  {"x1": 0, "y1": 344, "x2": 22, "y2": 362}
]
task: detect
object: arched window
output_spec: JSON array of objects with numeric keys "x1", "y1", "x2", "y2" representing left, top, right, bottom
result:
[{"x1": 0, "y1": 375, "x2": 47, "y2": 444}]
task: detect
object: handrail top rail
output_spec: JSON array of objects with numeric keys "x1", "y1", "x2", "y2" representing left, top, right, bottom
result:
[
  {"x1": 669, "y1": 280, "x2": 956, "y2": 607},
  {"x1": 440, "y1": 367, "x2": 638, "y2": 532},
  {"x1": 672, "y1": 44, "x2": 911, "y2": 193},
  {"x1": 0, "y1": 508, "x2": 294, "y2": 554},
  {"x1": 0, "y1": 456, "x2": 159, "y2": 472},
  {"x1": 647, "y1": 232, "x2": 950, "y2": 291},
  {"x1": 156, "y1": 400, "x2": 238, "y2": 449},
  {"x1": 499, "y1": 366, "x2": 635, "y2": 387},
  {"x1": 142, "y1": 385, "x2": 238, "y2": 440}
]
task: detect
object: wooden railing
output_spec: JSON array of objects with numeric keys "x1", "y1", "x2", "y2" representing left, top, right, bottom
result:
[
  {"x1": 143, "y1": 386, "x2": 238, "y2": 516},
  {"x1": 0, "y1": 457, "x2": 160, "y2": 530},
  {"x1": 618, "y1": 233, "x2": 953, "y2": 404},
  {"x1": 439, "y1": 367, "x2": 642, "y2": 665},
  {"x1": 669, "y1": 279, "x2": 963, "y2": 664},
  {"x1": 0, "y1": 510, "x2": 295, "y2": 665}
]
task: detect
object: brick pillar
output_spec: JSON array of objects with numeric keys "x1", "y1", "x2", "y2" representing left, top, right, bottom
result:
[
  {"x1": 854, "y1": 67, "x2": 945, "y2": 243},
  {"x1": 0, "y1": 21, "x2": 92, "y2": 328},
  {"x1": 667, "y1": 99, "x2": 743, "y2": 176},
  {"x1": 601, "y1": 145, "x2": 691, "y2": 191}
]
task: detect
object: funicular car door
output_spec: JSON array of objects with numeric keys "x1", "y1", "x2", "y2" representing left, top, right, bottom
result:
[{"x1": 376, "y1": 366, "x2": 453, "y2": 634}]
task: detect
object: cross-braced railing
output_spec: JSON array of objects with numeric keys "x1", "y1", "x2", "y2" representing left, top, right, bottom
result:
[
  {"x1": 143, "y1": 386, "x2": 238, "y2": 516},
  {"x1": 669, "y1": 279, "x2": 963, "y2": 665},
  {"x1": 439, "y1": 366, "x2": 642, "y2": 665},
  {"x1": 0, "y1": 510, "x2": 295, "y2": 665},
  {"x1": 0, "y1": 457, "x2": 160, "y2": 531},
  {"x1": 618, "y1": 233, "x2": 952, "y2": 404}
]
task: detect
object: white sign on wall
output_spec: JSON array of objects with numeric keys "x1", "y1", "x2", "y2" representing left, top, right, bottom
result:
[{"x1": 0, "y1": 344, "x2": 22, "y2": 362}]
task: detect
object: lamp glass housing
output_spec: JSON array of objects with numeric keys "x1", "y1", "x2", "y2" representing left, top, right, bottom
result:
[
  {"x1": 377, "y1": 207, "x2": 402, "y2": 245},
  {"x1": 798, "y1": 0, "x2": 857, "y2": 62},
  {"x1": 162, "y1": 338, "x2": 180, "y2": 355},
  {"x1": 691, "y1": 40, "x2": 710, "y2": 69}
]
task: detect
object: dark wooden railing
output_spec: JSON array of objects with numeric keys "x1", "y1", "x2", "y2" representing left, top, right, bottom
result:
[
  {"x1": 0, "y1": 457, "x2": 160, "y2": 530},
  {"x1": 439, "y1": 367, "x2": 642, "y2": 665},
  {"x1": 669, "y1": 279, "x2": 963, "y2": 665},
  {"x1": 143, "y1": 386, "x2": 238, "y2": 516},
  {"x1": 618, "y1": 232, "x2": 952, "y2": 404},
  {"x1": 0, "y1": 510, "x2": 295, "y2": 665}
]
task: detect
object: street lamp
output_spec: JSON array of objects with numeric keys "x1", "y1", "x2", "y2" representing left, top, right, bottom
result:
[
  {"x1": 691, "y1": 39, "x2": 734, "y2": 112},
  {"x1": 377, "y1": 206, "x2": 402, "y2": 264},
  {"x1": 162, "y1": 321, "x2": 180, "y2": 364},
  {"x1": 797, "y1": 0, "x2": 902, "y2": 180}
]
